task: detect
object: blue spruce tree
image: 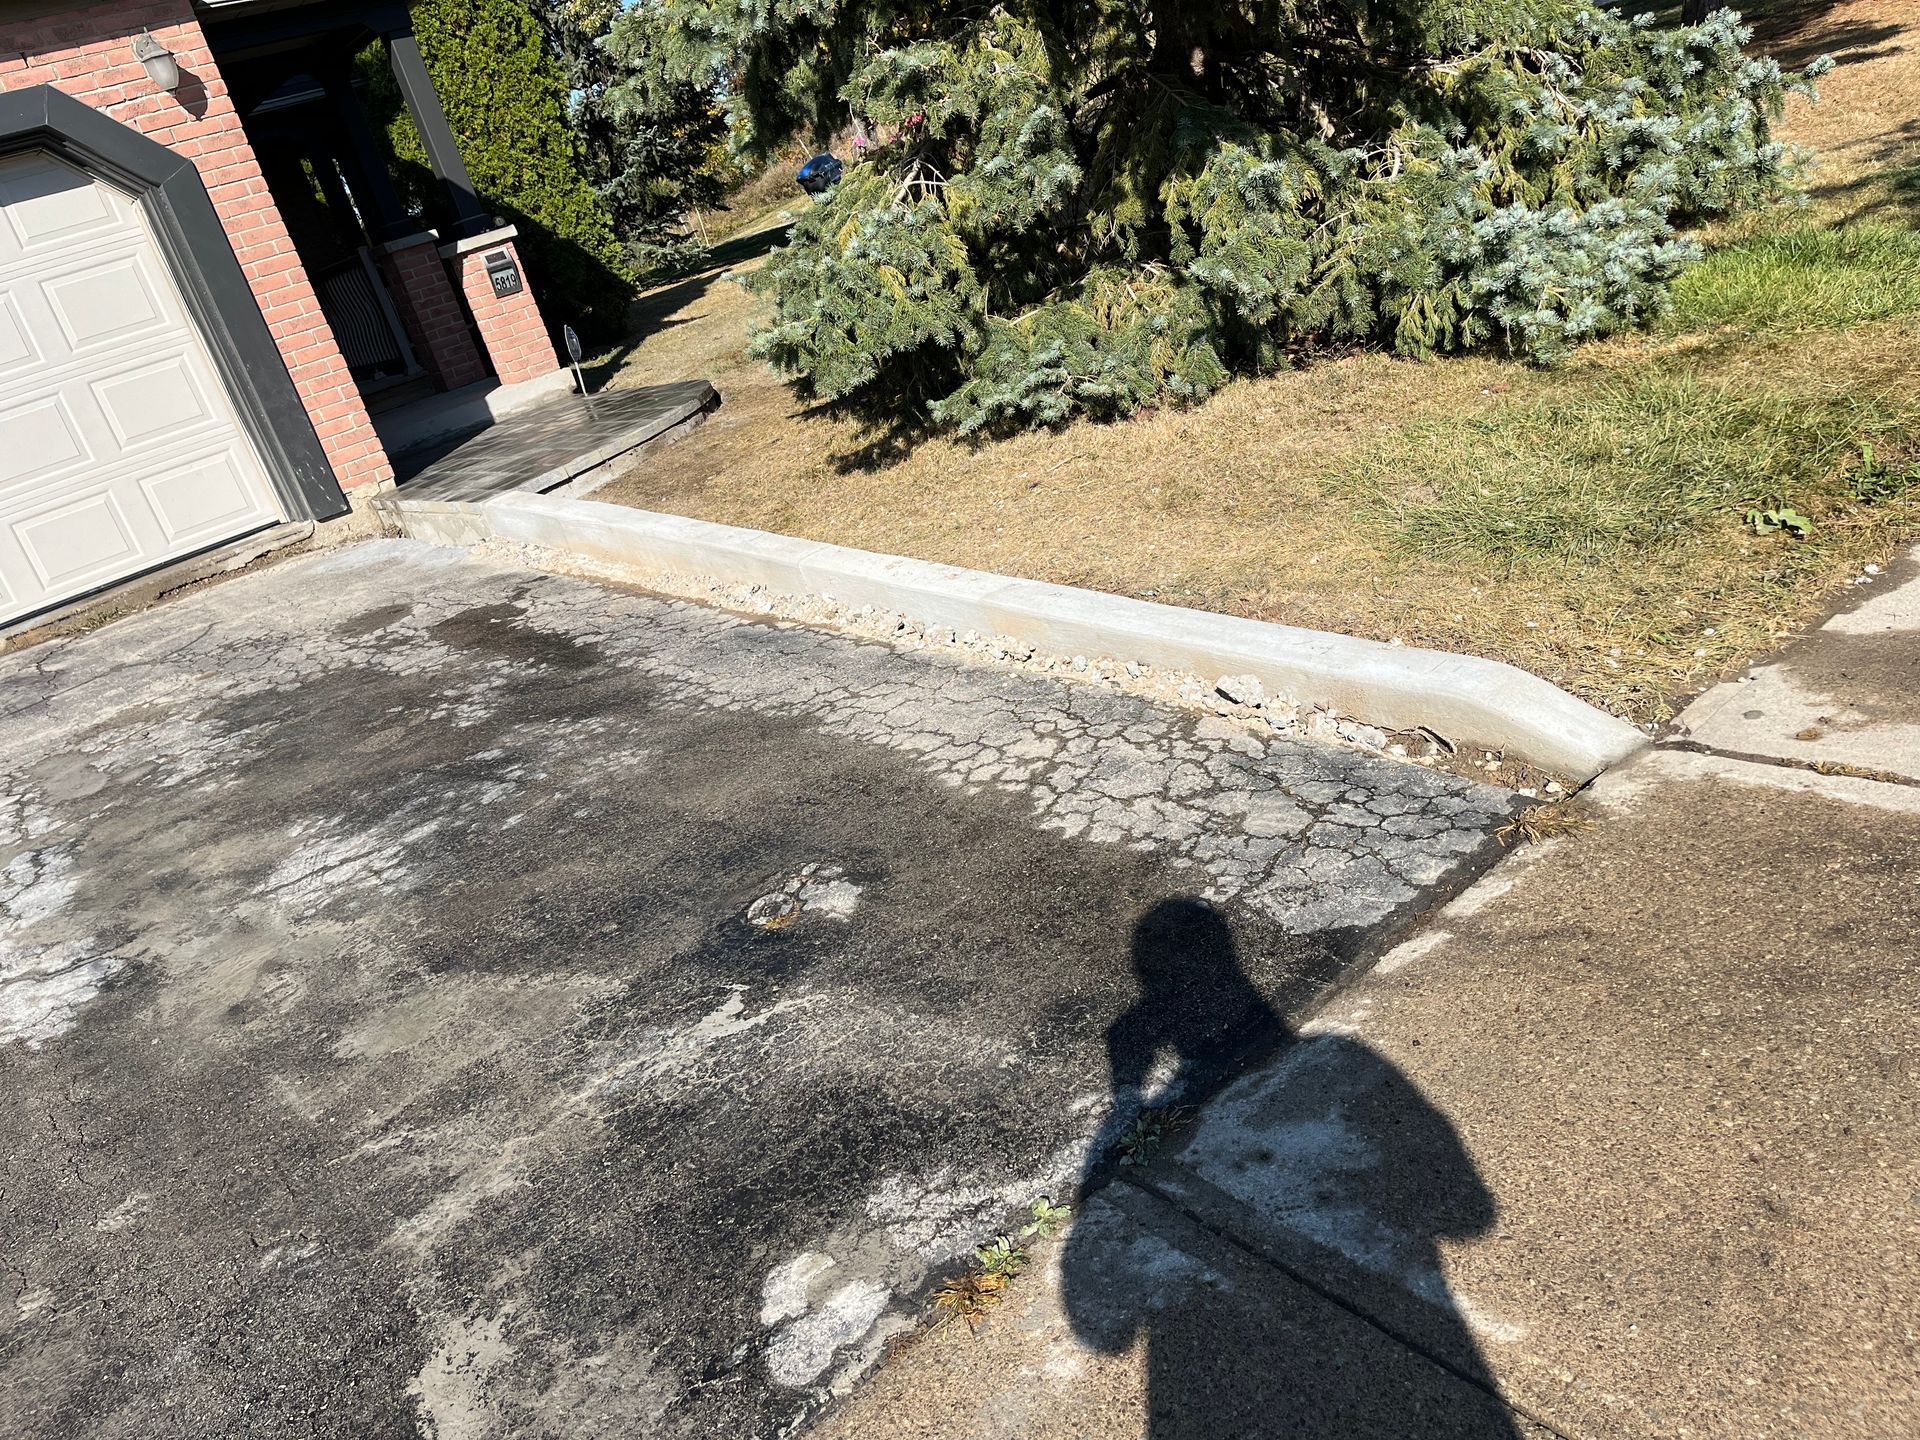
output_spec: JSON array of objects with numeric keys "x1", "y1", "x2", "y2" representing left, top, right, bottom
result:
[{"x1": 659, "y1": 1, "x2": 1828, "y2": 433}]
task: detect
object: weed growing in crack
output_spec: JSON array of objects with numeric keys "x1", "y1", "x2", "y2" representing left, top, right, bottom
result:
[
  {"x1": 1811, "y1": 759, "x2": 1906, "y2": 783},
  {"x1": 974, "y1": 1237, "x2": 1029, "y2": 1279},
  {"x1": 930, "y1": 1268, "x2": 1008, "y2": 1333},
  {"x1": 929, "y1": 1201, "x2": 1074, "y2": 1335},
  {"x1": 1019, "y1": 1198, "x2": 1073, "y2": 1241},
  {"x1": 1117, "y1": 1107, "x2": 1192, "y2": 1167},
  {"x1": 1496, "y1": 800, "x2": 1595, "y2": 847}
]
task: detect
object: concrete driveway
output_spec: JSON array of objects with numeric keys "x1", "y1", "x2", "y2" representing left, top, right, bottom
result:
[{"x1": 0, "y1": 541, "x2": 1514, "y2": 1439}]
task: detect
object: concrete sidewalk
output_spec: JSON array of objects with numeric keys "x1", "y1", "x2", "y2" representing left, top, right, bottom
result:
[{"x1": 822, "y1": 551, "x2": 1920, "y2": 1440}]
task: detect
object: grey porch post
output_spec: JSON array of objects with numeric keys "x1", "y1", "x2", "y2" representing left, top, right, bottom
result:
[
  {"x1": 318, "y1": 63, "x2": 414, "y2": 243},
  {"x1": 384, "y1": 28, "x2": 492, "y2": 238}
]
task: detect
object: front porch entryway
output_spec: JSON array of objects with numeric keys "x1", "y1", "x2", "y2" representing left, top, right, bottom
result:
[
  {"x1": 377, "y1": 379, "x2": 718, "y2": 508},
  {"x1": 203, "y1": 1, "x2": 536, "y2": 416}
]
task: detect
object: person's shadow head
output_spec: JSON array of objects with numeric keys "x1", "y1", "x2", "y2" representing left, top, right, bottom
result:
[
  {"x1": 1073, "y1": 897, "x2": 1289, "y2": 1196},
  {"x1": 1104, "y1": 897, "x2": 1291, "y2": 1123},
  {"x1": 1129, "y1": 895, "x2": 1245, "y2": 1001},
  {"x1": 1062, "y1": 896, "x2": 1519, "y2": 1438}
]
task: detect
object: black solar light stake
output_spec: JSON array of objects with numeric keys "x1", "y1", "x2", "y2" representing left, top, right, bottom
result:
[{"x1": 564, "y1": 323, "x2": 594, "y2": 416}]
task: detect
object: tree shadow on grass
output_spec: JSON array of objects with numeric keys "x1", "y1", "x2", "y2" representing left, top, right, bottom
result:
[
  {"x1": 1806, "y1": 160, "x2": 1920, "y2": 225},
  {"x1": 1750, "y1": 6, "x2": 1907, "y2": 71},
  {"x1": 821, "y1": 404, "x2": 941, "y2": 475},
  {"x1": 1612, "y1": 2, "x2": 1904, "y2": 72},
  {"x1": 584, "y1": 224, "x2": 796, "y2": 392},
  {"x1": 695, "y1": 222, "x2": 794, "y2": 274}
]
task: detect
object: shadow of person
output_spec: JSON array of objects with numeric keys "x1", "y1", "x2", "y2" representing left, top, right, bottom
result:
[{"x1": 1062, "y1": 897, "x2": 1522, "y2": 1439}]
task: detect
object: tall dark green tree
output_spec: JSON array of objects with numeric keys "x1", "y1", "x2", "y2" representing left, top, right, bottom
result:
[
  {"x1": 522, "y1": 0, "x2": 739, "y2": 273},
  {"x1": 660, "y1": 1, "x2": 1829, "y2": 433},
  {"x1": 373, "y1": 0, "x2": 638, "y2": 340},
  {"x1": 591, "y1": 3, "x2": 738, "y2": 268},
  {"x1": 530, "y1": 0, "x2": 622, "y2": 96}
]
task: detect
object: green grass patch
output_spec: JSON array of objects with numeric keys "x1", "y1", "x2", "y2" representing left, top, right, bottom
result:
[
  {"x1": 1663, "y1": 222, "x2": 1920, "y2": 336},
  {"x1": 1332, "y1": 372, "x2": 1918, "y2": 566}
]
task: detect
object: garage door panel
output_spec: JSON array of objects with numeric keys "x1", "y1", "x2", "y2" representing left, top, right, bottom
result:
[
  {"x1": 13, "y1": 488, "x2": 142, "y2": 591},
  {"x1": 43, "y1": 255, "x2": 171, "y2": 355},
  {"x1": 0, "y1": 397, "x2": 89, "y2": 490},
  {"x1": 0, "y1": 294, "x2": 37, "y2": 375},
  {"x1": 0, "y1": 327, "x2": 221, "y2": 412},
  {"x1": 0, "y1": 150, "x2": 283, "y2": 627},
  {"x1": 91, "y1": 355, "x2": 217, "y2": 452},
  {"x1": 142, "y1": 450, "x2": 274, "y2": 544},
  {"x1": 0, "y1": 155, "x2": 120, "y2": 255},
  {"x1": 4, "y1": 424, "x2": 265, "y2": 505},
  {"x1": 2, "y1": 242, "x2": 200, "y2": 388}
]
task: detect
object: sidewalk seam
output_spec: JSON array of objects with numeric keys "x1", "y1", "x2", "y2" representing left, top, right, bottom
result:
[
  {"x1": 1657, "y1": 737, "x2": 1918, "y2": 789},
  {"x1": 1120, "y1": 1169, "x2": 1581, "y2": 1440}
]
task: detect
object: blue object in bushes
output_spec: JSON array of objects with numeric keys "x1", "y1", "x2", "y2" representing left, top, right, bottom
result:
[{"x1": 796, "y1": 153, "x2": 844, "y2": 196}]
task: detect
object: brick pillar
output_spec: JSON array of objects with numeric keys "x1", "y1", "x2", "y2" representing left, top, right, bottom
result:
[
  {"x1": 377, "y1": 233, "x2": 488, "y2": 392},
  {"x1": 443, "y1": 230, "x2": 560, "y2": 387}
]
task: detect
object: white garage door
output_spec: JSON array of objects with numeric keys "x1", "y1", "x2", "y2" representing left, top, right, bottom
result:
[{"x1": 0, "y1": 150, "x2": 281, "y2": 627}]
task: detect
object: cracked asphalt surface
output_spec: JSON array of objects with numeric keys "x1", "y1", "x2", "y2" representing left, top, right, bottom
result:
[{"x1": 0, "y1": 541, "x2": 1516, "y2": 1438}]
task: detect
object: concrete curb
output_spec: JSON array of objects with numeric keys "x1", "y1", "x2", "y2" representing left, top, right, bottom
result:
[{"x1": 391, "y1": 492, "x2": 1647, "y2": 781}]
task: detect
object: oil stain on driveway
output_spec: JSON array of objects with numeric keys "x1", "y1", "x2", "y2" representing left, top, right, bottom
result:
[{"x1": 0, "y1": 541, "x2": 1515, "y2": 1438}]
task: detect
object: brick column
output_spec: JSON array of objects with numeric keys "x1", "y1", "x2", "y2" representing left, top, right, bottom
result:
[
  {"x1": 442, "y1": 230, "x2": 560, "y2": 387},
  {"x1": 377, "y1": 233, "x2": 488, "y2": 392}
]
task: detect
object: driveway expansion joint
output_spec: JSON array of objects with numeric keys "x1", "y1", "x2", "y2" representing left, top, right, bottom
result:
[{"x1": 1655, "y1": 735, "x2": 1920, "y2": 790}]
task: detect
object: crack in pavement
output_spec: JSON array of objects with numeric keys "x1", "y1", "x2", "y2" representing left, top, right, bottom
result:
[{"x1": 0, "y1": 540, "x2": 1523, "y2": 1439}]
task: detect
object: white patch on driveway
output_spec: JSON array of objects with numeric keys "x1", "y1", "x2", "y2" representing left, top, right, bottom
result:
[
  {"x1": 261, "y1": 815, "x2": 447, "y2": 917},
  {"x1": 581, "y1": 986, "x2": 824, "y2": 1099},
  {"x1": 5, "y1": 846, "x2": 75, "y2": 925},
  {"x1": 0, "y1": 843, "x2": 119, "y2": 1048},
  {"x1": 764, "y1": 1278, "x2": 893, "y2": 1388},
  {"x1": 409, "y1": 1308, "x2": 518, "y2": 1440},
  {"x1": 94, "y1": 1191, "x2": 153, "y2": 1233},
  {"x1": 745, "y1": 863, "x2": 865, "y2": 929},
  {"x1": 760, "y1": 1251, "x2": 839, "y2": 1326},
  {"x1": 0, "y1": 938, "x2": 121, "y2": 1048}
]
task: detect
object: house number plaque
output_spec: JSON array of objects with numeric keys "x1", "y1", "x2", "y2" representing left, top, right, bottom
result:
[{"x1": 484, "y1": 250, "x2": 524, "y2": 298}]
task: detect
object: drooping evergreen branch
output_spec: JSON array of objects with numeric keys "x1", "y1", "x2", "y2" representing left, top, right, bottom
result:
[{"x1": 670, "y1": 0, "x2": 1829, "y2": 432}]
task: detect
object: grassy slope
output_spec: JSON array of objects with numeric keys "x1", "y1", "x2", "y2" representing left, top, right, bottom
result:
[{"x1": 595, "y1": 0, "x2": 1920, "y2": 726}]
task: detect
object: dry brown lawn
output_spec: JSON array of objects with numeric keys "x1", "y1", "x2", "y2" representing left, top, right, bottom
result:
[{"x1": 594, "y1": 1, "x2": 1920, "y2": 725}]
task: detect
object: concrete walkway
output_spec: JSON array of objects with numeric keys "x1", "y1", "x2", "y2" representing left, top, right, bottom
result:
[
  {"x1": 1678, "y1": 545, "x2": 1920, "y2": 784},
  {"x1": 822, "y1": 549, "x2": 1920, "y2": 1440},
  {"x1": 390, "y1": 380, "x2": 717, "y2": 499}
]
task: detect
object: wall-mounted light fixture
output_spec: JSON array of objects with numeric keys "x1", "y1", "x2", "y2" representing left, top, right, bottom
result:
[{"x1": 132, "y1": 30, "x2": 180, "y2": 92}]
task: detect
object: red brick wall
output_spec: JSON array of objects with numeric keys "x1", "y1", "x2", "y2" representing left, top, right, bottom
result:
[
  {"x1": 0, "y1": 0, "x2": 393, "y2": 494},
  {"x1": 380, "y1": 236, "x2": 487, "y2": 393},
  {"x1": 451, "y1": 237, "x2": 559, "y2": 387}
]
